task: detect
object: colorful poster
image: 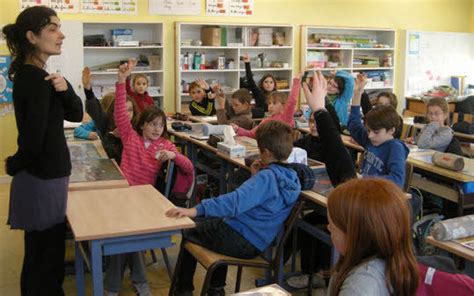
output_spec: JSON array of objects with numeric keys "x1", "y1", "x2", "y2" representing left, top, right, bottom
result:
[
  {"x1": 149, "y1": 0, "x2": 200, "y2": 16},
  {"x1": 81, "y1": 0, "x2": 138, "y2": 14},
  {"x1": 19, "y1": 0, "x2": 49, "y2": 10},
  {"x1": 0, "y1": 56, "x2": 14, "y2": 116},
  {"x1": 206, "y1": 0, "x2": 253, "y2": 16},
  {"x1": 49, "y1": 0, "x2": 80, "y2": 13}
]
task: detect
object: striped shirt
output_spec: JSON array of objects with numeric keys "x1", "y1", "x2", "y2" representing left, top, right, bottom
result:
[
  {"x1": 115, "y1": 83, "x2": 193, "y2": 191},
  {"x1": 236, "y1": 78, "x2": 300, "y2": 138}
]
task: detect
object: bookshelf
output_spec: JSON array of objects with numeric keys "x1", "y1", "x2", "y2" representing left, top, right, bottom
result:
[
  {"x1": 83, "y1": 22, "x2": 165, "y2": 107},
  {"x1": 301, "y1": 26, "x2": 396, "y2": 98},
  {"x1": 175, "y1": 22, "x2": 295, "y2": 112}
]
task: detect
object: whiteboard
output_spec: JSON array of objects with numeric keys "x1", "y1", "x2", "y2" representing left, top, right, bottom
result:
[{"x1": 403, "y1": 30, "x2": 474, "y2": 100}]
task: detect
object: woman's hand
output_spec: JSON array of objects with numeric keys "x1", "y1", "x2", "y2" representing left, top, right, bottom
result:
[
  {"x1": 243, "y1": 53, "x2": 251, "y2": 63},
  {"x1": 45, "y1": 72, "x2": 68, "y2": 92},
  {"x1": 165, "y1": 207, "x2": 197, "y2": 218}
]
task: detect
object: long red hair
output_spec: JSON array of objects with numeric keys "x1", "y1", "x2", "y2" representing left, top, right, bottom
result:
[{"x1": 328, "y1": 178, "x2": 418, "y2": 296}]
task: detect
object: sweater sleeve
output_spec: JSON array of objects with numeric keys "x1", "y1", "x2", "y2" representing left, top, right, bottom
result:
[
  {"x1": 236, "y1": 124, "x2": 258, "y2": 138},
  {"x1": 84, "y1": 88, "x2": 107, "y2": 136},
  {"x1": 216, "y1": 108, "x2": 229, "y2": 124},
  {"x1": 6, "y1": 73, "x2": 52, "y2": 175},
  {"x1": 281, "y1": 78, "x2": 300, "y2": 124},
  {"x1": 379, "y1": 142, "x2": 407, "y2": 188},
  {"x1": 416, "y1": 122, "x2": 453, "y2": 151},
  {"x1": 245, "y1": 62, "x2": 266, "y2": 111},
  {"x1": 348, "y1": 106, "x2": 370, "y2": 147},
  {"x1": 314, "y1": 110, "x2": 356, "y2": 186},
  {"x1": 60, "y1": 80, "x2": 84, "y2": 122},
  {"x1": 73, "y1": 121, "x2": 96, "y2": 139},
  {"x1": 114, "y1": 83, "x2": 134, "y2": 144},
  {"x1": 195, "y1": 170, "x2": 273, "y2": 217},
  {"x1": 125, "y1": 76, "x2": 133, "y2": 96}
]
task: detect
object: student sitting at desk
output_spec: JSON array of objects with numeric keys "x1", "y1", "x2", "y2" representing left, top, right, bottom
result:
[
  {"x1": 105, "y1": 59, "x2": 194, "y2": 296},
  {"x1": 188, "y1": 78, "x2": 216, "y2": 116},
  {"x1": 82, "y1": 67, "x2": 139, "y2": 164},
  {"x1": 327, "y1": 178, "x2": 419, "y2": 295},
  {"x1": 348, "y1": 73, "x2": 408, "y2": 188},
  {"x1": 166, "y1": 120, "x2": 314, "y2": 296},
  {"x1": 214, "y1": 86, "x2": 254, "y2": 130},
  {"x1": 231, "y1": 71, "x2": 301, "y2": 138},
  {"x1": 286, "y1": 70, "x2": 357, "y2": 289}
]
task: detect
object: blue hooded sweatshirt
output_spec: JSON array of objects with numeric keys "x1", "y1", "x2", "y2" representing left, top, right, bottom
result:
[
  {"x1": 304, "y1": 70, "x2": 354, "y2": 126},
  {"x1": 348, "y1": 106, "x2": 409, "y2": 188},
  {"x1": 195, "y1": 163, "x2": 301, "y2": 251}
]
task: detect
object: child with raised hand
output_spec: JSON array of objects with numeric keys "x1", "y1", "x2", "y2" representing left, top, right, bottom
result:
[
  {"x1": 327, "y1": 178, "x2": 419, "y2": 296},
  {"x1": 416, "y1": 97, "x2": 454, "y2": 152},
  {"x1": 215, "y1": 85, "x2": 253, "y2": 130},
  {"x1": 126, "y1": 73, "x2": 154, "y2": 113},
  {"x1": 242, "y1": 53, "x2": 277, "y2": 118},
  {"x1": 231, "y1": 71, "x2": 302, "y2": 138},
  {"x1": 348, "y1": 73, "x2": 408, "y2": 188},
  {"x1": 188, "y1": 78, "x2": 216, "y2": 116},
  {"x1": 105, "y1": 59, "x2": 194, "y2": 296},
  {"x1": 166, "y1": 120, "x2": 313, "y2": 296},
  {"x1": 285, "y1": 71, "x2": 357, "y2": 289},
  {"x1": 82, "y1": 67, "x2": 139, "y2": 164}
]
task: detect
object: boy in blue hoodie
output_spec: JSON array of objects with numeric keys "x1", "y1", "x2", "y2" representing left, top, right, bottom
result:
[
  {"x1": 166, "y1": 120, "x2": 302, "y2": 296},
  {"x1": 348, "y1": 73, "x2": 409, "y2": 188}
]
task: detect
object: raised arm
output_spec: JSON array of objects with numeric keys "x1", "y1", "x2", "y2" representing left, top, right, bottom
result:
[{"x1": 114, "y1": 59, "x2": 137, "y2": 143}]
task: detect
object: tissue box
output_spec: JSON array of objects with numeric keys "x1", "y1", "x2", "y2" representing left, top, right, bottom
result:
[{"x1": 217, "y1": 142, "x2": 246, "y2": 158}]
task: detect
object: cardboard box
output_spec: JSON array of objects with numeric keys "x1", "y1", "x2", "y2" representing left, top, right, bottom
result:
[
  {"x1": 201, "y1": 27, "x2": 221, "y2": 46},
  {"x1": 217, "y1": 142, "x2": 246, "y2": 158}
]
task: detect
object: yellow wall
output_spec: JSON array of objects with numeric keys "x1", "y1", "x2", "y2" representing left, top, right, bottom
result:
[{"x1": 0, "y1": 0, "x2": 473, "y2": 175}]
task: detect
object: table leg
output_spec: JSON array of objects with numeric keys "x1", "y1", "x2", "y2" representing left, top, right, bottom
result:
[
  {"x1": 91, "y1": 241, "x2": 104, "y2": 296},
  {"x1": 75, "y1": 241, "x2": 85, "y2": 296}
]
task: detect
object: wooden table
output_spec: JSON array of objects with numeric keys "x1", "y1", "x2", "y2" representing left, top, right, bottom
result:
[
  {"x1": 403, "y1": 117, "x2": 474, "y2": 143},
  {"x1": 408, "y1": 150, "x2": 474, "y2": 215},
  {"x1": 405, "y1": 97, "x2": 456, "y2": 116},
  {"x1": 425, "y1": 236, "x2": 474, "y2": 276},
  {"x1": 188, "y1": 115, "x2": 218, "y2": 124},
  {"x1": 67, "y1": 185, "x2": 195, "y2": 296}
]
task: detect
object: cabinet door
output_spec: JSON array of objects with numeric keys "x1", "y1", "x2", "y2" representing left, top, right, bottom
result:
[{"x1": 46, "y1": 20, "x2": 84, "y2": 101}]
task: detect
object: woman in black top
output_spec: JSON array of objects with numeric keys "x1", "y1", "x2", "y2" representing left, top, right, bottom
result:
[{"x1": 3, "y1": 6, "x2": 83, "y2": 295}]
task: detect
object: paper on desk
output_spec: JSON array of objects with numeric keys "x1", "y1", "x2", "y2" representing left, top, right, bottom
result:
[{"x1": 223, "y1": 125, "x2": 236, "y2": 146}]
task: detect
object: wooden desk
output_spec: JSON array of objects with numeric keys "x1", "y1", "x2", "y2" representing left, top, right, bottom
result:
[
  {"x1": 69, "y1": 159, "x2": 129, "y2": 191},
  {"x1": 425, "y1": 236, "x2": 474, "y2": 276},
  {"x1": 188, "y1": 115, "x2": 218, "y2": 124},
  {"x1": 403, "y1": 117, "x2": 474, "y2": 143},
  {"x1": 408, "y1": 151, "x2": 474, "y2": 215},
  {"x1": 67, "y1": 185, "x2": 195, "y2": 296}
]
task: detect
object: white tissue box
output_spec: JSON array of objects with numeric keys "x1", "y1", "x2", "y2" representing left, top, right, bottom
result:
[{"x1": 217, "y1": 142, "x2": 246, "y2": 158}]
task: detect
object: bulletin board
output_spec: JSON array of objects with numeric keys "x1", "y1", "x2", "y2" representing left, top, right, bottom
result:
[{"x1": 403, "y1": 30, "x2": 474, "y2": 99}]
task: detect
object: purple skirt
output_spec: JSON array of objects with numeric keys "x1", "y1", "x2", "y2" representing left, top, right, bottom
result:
[{"x1": 7, "y1": 170, "x2": 69, "y2": 232}]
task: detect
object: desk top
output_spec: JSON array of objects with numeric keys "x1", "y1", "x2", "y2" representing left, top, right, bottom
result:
[
  {"x1": 300, "y1": 189, "x2": 328, "y2": 208},
  {"x1": 69, "y1": 158, "x2": 129, "y2": 191},
  {"x1": 408, "y1": 151, "x2": 474, "y2": 182},
  {"x1": 425, "y1": 236, "x2": 474, "y2": 262},
  {"x1": 67, "y1": 185, "x2": 195, "y2": 241},
  {"x1": 188, "y1": 115, "x2": 218, "y2": 124}
]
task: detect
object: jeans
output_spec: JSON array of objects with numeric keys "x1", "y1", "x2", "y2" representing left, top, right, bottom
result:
[
  {"x1": 175, "y1": 218, "x2": 261, "y2": 292},
  {"x1": 104, "y1": 252, "x2": 148, "y2": 292}
]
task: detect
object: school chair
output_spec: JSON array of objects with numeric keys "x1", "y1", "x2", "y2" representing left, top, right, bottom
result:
[{"x1": 168, "y1": 198, "x2": 305, "y2": 296}]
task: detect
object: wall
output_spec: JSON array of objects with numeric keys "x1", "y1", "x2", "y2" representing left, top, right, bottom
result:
[{"x1": 0, "y1": 0, "x2": 473, "y2": 175}]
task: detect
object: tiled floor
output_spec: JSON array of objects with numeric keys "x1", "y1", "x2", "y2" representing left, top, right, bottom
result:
[{"x1": 0, "y1": 184, "x2": 326, "y2": 295}]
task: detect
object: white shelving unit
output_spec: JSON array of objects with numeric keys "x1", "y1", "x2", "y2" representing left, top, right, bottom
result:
[
  {"x1": 83, "y1": 22, "x2": 165, "y2": 107},
  {"x1": 301, "y1": 26, "x2": 396, "y2": 98},
  {"x1": 176, "y1": 22, "x2": 294, "y2": 112}
]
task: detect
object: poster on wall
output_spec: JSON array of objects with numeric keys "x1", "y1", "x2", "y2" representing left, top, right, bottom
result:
[
  {"x1": 0, "y1": 56, "x2": 14, "y2": 116},
  {"x1": 149, "y1": 0, "x2": 200, "y2": 15},
  {"x1": 206, "y1": 0, "x2": 253, "y2": 16},
  {"x1": 19, "y1": 0, "x2": 80, "y2": 13},
  {"x1": 81, "y1": 0, "x2": 138, "y2": 14}
]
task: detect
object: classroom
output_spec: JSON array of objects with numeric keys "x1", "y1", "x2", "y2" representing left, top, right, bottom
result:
[{"x1": 1, "y1": 0, "x2": 474, "y2": 295}]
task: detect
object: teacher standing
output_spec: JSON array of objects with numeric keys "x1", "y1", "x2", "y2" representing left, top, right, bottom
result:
[{"x1": 2, "y1": 6, "x2": 83, "y2": 296}]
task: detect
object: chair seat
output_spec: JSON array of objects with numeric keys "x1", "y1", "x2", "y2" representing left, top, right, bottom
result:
[{"x1": 184, "y1": 242, "x2": 269, "y2": 270}]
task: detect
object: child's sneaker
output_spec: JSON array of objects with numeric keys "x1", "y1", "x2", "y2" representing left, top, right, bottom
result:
[
  {"x1": 133, "y1": 282, "x2": 152, "y2": 296},
  {"x1": 286, "y1": 274, "x2": 326, "y2": 289}
]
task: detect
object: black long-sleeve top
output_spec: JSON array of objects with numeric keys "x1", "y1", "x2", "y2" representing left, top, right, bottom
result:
[
  {"x1": 84, "y1": 88, "x2": 123, "y2": 164},
  {"x1": 294, "y1": 108, "x2": 356, "y2": 187},
  {"x1": 6, "y1": 64, "x2": 83, "y2": 178},
  {"x1": 245, "y1": 62, "x2": 268, "y2": 118}
]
